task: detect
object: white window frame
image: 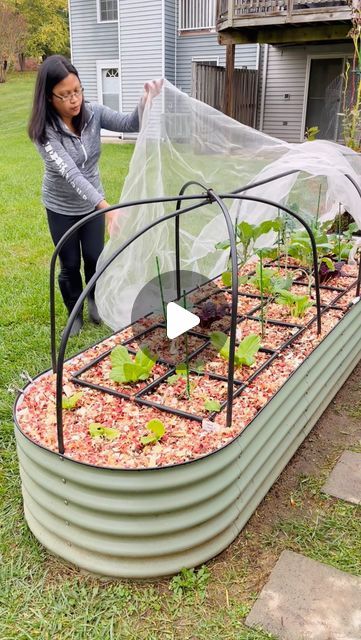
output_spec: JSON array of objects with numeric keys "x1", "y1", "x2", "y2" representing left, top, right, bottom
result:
[
  {"x1": 96, "y1": 0, "x2": 118, "y2": 24},
  {"x1": 301, "y1": 53, "x2": 350, "y2": 143},
  {"x1": 192, "y1": 56, "x2": 220, "y2": 66},
  {"x1": 96, "y1": 60, "x2": 122, "y2": 137}
]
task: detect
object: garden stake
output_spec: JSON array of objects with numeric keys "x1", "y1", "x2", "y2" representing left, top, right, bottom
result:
[
  {"x1": 338, "y1": 204, "x2": 342, "y2": 262},
  {"x1": 277, "y1": 209, "x2": 281, "y2": 271},
  {"x1": 182, "y1": 290, "x2": 191, "y2": 399},
  {"x1": 259, "y1": 250, "x2": 265, "y2": 338},
  {"x1": 315, "y1": 183, "x2": 322, "y2": 228},
  {"x1": 156, "y1": 255, "x2": 167, "y2": 321}
]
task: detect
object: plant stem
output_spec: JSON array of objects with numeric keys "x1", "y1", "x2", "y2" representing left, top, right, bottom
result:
[
  {"x1": 156, "y1": 256, "x2": 167, "y2": 321},
  {"x1": 259, "y1": 250, "x2": 265, "y2": 338},
  {"x1": 182, "y1": 290, "x2": 191, "y2": 399}
]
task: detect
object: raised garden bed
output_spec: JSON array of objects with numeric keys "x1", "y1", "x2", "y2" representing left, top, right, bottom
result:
[
  {"x1": 13, "y1": 178, "x2": 361, "y2": 577},
  {"x1": 14, "y1": 254, "x2": 361, "y2": 577}
]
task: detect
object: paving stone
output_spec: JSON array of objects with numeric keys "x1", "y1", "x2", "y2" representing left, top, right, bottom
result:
[
  {"x1": 245, "y1": 550, "x2": 361, "y2": 639},
  {"x1": 322, "y1": 451, "x2": 361, "y2": 505}
]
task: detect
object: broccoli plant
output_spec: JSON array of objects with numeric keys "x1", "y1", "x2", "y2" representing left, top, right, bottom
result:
[
  {"x1": 249, "y1": 263, "x2": 293, "y2": 295},
  {"x1": 210, "y1": 331, "x2": 261, "y2": 367},
  {"x1": 110, "y1": 344, "x2": 156, "y2": 384},
  {"x1": 275, "y1": 290, "x2": 313, "y2": 318},
  {"x1": 216, "y1": 219, "x2": 282, "y2": 283}
]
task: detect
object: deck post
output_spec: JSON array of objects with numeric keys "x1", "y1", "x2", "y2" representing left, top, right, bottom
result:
[{"x1": 224, "y1": 43, "x2": 235, "y2": 117}]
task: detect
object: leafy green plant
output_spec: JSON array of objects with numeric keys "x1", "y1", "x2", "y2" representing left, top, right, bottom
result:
[
  {"x1": 110, "y1": 345, "x2": 156, "y2": 384},
  {"x1": 62, "y1": 392, "x2": 83, "y2": 410},
  {"x1": 210, "y1": 332, "x2": 261, "y2": 367},
  {"x1": 249, "y1": 263, "x2": 293, "y2": 295},
  {"x1": 204, "y1": 399, "x2": 221, "y2": 413},
  {"x1": 216, "y1": 219, "x2": 282, "y2": 266},
  {"x1": 169, "y1": 566, "x2": 211, "y2": 600},
  {"x1": 305, "y1": 126, "x2": 320, "y2": 141},
  {"x1": 275, "y1": 289, "x2": 313, "y2": 318},
  {"x1": 288, "y1": 228, "x2": 333, "y2": 268},
  {"x1": 140, "y1": 419, "x2": 165, "y2": 446},
  {"x1": 89, "y1": 423, "x2": 119, "y2": 440},
  {"x1": 167, "y1": 361, "x2": 203, "y2": 394}
]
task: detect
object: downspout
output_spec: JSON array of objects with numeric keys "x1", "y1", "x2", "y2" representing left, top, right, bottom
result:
[
  {"x1": 253, "y1": 43, "x2": 260, "y2": 128},
  {"x1": 259, "y1": 43, "x2": 269, "y2": 132},
  {"x1": 68, "y1": 0, "x2": 73, "y2": 63},
  {"x1": 118, "y1": 0, "x2": 123, "y2": 112}
]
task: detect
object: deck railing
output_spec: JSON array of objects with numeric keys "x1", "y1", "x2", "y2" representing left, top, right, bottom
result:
[
  {"x1": 217, "y1": 0, "x2": 350, "y2": 23},
  {"x1": 179, "y1": 0, "x2": 216, "y2": 31}
]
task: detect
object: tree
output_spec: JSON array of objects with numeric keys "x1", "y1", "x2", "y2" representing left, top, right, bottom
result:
[
  {"x1": 8, "y1": 0, "x2": 69, "y2": 64},
  {"x1": 0, "y1": 2, "x2": 28, "y2": 82}
]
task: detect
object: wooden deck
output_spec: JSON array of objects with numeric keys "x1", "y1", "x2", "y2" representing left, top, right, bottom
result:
[{"x1": 216, "y1": 0, "x2": 353, "y2": 44}]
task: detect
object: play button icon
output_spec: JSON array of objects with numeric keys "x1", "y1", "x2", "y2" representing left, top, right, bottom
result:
[{"x1": 166, "y1": 302, "x2": 200, "y2": 339}]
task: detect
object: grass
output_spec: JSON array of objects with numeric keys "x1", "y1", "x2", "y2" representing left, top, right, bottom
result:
[{"x1": 1, "y1": 71, "x2": 361, "y2": 640}]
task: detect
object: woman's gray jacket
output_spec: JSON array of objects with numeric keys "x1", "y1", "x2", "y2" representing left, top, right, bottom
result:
[{"x1": 36, "y1": 102, "x2": 140, "y2": 216}]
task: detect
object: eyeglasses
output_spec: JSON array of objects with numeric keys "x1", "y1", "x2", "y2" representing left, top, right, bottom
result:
[{"x1": 52, "y1": 87, "x2": 84, "y2": 102}]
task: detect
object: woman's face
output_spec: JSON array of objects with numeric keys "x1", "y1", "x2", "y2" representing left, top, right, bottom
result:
[{"x1": 51, "y1": 72, "x2": 83, "y2": 121}]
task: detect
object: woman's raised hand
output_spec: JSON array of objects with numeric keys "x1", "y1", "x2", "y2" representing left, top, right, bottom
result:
[{"x1": 142, "y1": 79, "x2": 164, "y2": 104}]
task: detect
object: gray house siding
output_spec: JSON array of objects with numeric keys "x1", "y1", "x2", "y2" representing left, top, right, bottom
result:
[
  {"x1": 69, "y1": 1, "x2": 258, "y2": 122},
  {"x1": 164, "y1": 0, "x2": 176, "y2": 84},
  {"x1": 119, "y1": 0, "x2": 163, "y2": 112},
  {"x1": 69, "y1": 0, "x2": 118, "y2": 102},
  {"x1": 260, "y1": 42, "x2": 353, "y2": 143},
  {"x1": 176, "y1": 34, "x2": 258, "y2": 95}
]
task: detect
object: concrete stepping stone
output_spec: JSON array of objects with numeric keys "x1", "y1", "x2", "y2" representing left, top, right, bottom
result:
[
  {"x1": 246, "y1": 550, "x2": 361, "y2": 639},
  {"x1": 322, "y1": 451, "x2": 361, "y2": 505}
]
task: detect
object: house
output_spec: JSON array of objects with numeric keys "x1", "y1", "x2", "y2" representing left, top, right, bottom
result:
[
  {"x1": 68, "y1": 0, "x2": 259, "y2": 135},
  {"x1": 216, "y1": 0, "x2": 356, "y2": 143}
]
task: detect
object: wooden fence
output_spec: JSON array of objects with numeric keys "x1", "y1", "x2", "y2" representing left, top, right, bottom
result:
[{"x1": 191, "y1": 62, "x2": 259, "y2": 127}]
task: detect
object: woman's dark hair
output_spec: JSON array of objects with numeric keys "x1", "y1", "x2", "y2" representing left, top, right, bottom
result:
[{"x1": 28, "y1": 55, "x2": 86, "y2": 144}]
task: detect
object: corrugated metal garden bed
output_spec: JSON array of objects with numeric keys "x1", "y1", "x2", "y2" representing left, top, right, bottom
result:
[{"x1": 12, "y1": 258, "x2": 361, "y2": 577}]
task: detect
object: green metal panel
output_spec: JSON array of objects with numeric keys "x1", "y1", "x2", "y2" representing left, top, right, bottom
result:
[{"x1": 14, "y1": 301, "x2": 361, "y2": 577}]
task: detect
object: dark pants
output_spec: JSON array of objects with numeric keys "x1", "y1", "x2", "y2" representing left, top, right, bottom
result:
[{"x1": 47, "y1": 208, "x2": 105, "y2": 314}]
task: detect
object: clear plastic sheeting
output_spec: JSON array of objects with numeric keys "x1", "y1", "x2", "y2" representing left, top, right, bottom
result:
[{"x1": 95, "y1": 80, "x2": 361, "y2": 330}]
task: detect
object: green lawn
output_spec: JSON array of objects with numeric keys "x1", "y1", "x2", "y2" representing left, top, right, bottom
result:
[{"x1": 1, "y1": 72, "x2": 361, "y2": 640}]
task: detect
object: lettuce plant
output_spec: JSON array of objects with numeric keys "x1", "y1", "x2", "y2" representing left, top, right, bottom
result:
[
  {"x1": 275, "y1": 289, "x2": 313, "y2": 318},
  {"x1": 110, "y1": 344, "x2": 156, "y2": 384},
  {"x1": 89, "y1": 423, "x2": 119, "y2": 440},
  {"x1": 140, "y1": 419, "x2": 165, "y2": 446},
  {"x1": 62, "y1": 392, "x2": 83, "y2": 410},
  {"x1": 210, "y1": 331, "x2": 261, "y2": 367},
  {"x1": 204, "y1": 399, "x2": 221, "y2": 413}
]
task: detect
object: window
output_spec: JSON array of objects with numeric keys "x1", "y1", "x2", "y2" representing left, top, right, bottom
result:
[
  {"x1": 98, "y1": 0, "x2": 118, "y2": 22},
  {"x1": 192, "y1": 57, "x2": 219, "y2": 67},
  {"x1": 179, "y1": 0, "x2": 215, "y2": 31}
]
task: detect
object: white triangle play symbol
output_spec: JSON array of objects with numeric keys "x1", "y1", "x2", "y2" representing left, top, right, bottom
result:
[{"x1": 166, "y1": 302, "x2": 200, "y2": 339}]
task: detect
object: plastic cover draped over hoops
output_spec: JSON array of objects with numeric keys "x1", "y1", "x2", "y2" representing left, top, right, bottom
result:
[{"x1": 95, "y1": 79, "x2": 361, "y2": 331}]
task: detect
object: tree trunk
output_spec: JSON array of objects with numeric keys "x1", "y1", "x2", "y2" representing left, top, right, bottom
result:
[
  {"x1": 18, "y1": 53, "x2": 26, "y2": 71},
  {"x1": 0, "y1": 62, "x2": 6, "y2": 83}
]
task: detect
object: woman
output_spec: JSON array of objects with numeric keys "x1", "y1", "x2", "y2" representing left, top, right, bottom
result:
[{"x1": 29, "y1": 54, "x2": 160, "y2": 336}]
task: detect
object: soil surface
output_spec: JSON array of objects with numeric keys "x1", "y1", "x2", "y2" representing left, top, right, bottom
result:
[{"x1": 208, "y1": 358, "x2": 361, "y2": 601}]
